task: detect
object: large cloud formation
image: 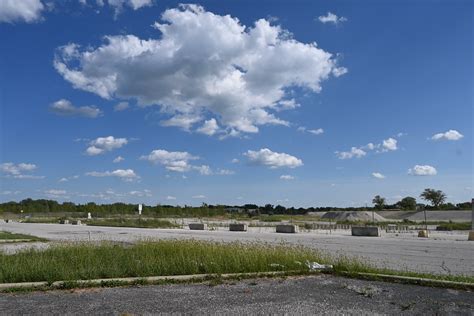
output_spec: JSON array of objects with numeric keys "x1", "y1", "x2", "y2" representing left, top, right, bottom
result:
[
  {"x1": 54, "y1": 4, "x2": 346, "y2": 136},
  {"x1": 0, "y1": 0, "x2": 44, "y2": 23}
]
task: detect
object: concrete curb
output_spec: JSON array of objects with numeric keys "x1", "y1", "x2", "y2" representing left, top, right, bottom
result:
[
  {"x1": 340, "y1": 271, "x2": 474, "y2": 290},
  {"x1": 0, "y1": 270, "x2": 307, "y2": 291},
  {"x1": 1, "y1": 270, "x2": 472, "y2": 292},
  {"x1": 0, "y1": 239, "x2": 34, "y2": 243}
]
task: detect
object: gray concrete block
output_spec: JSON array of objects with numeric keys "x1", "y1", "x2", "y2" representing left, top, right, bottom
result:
[
  {"x1": 351, "y1": 226, "x2": 379, "y2": 237},
  {"x1": 229, "y1": 223, "x2": 247, "y2": 232},
  {"x1": 59, "y1": 220, "x2": 69, "y2": 225},
  {"x1": 72, "y1": 220, "x2": 81, "y2": 225},
  {"x1": 276, "y1": 224, "x2": 299, "y2": 233},
  {"x1": 189, "y1": 223, "x2": 207, "y2": 230},
  {"x1": 468, "y1": 231, "x2": 474, "y2": 241}
]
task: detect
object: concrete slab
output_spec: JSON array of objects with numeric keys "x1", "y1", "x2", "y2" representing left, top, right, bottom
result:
[
  {"x1": 351, "y1": 226, "x2": 379, "y2": 237},
  {"x1": 229, "y1": 224, "x2": 247, "y2": 232},
  {"x1": 275, "y1": 224, "x2": 299, "y2": 233},
  {"x1": 188, "y1": 223, "x2": 207, "y2": 230}
]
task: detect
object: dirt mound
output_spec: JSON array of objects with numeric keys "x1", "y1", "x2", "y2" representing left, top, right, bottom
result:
[{"x1": 321, "y1": 211, "x2": 387, "y2": 222}]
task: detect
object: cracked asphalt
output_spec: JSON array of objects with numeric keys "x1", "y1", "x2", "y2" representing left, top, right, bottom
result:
[{"x1": 0, "y1": 275, "x2": 473, "y2": 315}]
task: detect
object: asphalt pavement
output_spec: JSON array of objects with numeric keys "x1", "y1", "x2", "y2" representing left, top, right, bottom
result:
[
  {"x1": 0, "y1": 275, "x2": 472, "y2": 315},
  {"x1": 1, "y1": 222, "x2": 473, "y2": 275}
]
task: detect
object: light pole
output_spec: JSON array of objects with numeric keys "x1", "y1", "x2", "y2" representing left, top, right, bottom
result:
[
  {"x1": 423, "y1": 205, "x2": 427, "y2": 230},
  {"x1": 469, "y1": 198, "x2": 474, "y2": 241},
  {"x1": 471, "y1": 198, "x2": 473, "y2": 231}
]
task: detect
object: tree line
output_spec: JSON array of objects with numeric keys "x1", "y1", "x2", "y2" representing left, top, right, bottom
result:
[{"x1": 0, "y1": 188, "x2": 470, "y2": 216}]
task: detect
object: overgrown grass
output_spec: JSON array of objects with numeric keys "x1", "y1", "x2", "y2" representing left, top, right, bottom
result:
[
  {"x1": 0, "y1": 231, "x2": 47, "y2": 242},
  {"x1": 0, "y1": 240, "x2": 321, "y2": 283},
  {"x1": 0, "y1": 240, "x2": 472, "y2": 286},
  {"x1": 435, "y1": 222, "x2": 472, "y2": 231},
  {"x1": 85, "y1": 218, "x2": 181, "y2": 229}
]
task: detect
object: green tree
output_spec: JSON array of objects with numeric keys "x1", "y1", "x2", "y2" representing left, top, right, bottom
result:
[
  {"x1": 420, "y1": 188, "x2": 446, "y2": 209},
  {"x1": 397, "y1": 196, "x2": 417, "y2": 210},
  {"x1": 372, "y1": 195, "x2": 385, "y2": 211}
]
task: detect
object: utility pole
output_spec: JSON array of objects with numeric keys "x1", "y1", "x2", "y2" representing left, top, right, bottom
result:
[
  {"x1": 471, "y1": 198, "x2": 473, "y2": 231},
  {"x1": 469, "y1": 198, "x2": 474, "y2": 241},
  {"x1": 423, "y1": 205, "x2": 427, "y2": 230}
]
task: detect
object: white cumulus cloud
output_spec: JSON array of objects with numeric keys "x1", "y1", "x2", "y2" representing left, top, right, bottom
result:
[
  {"x1": 308, "y1": 128, "x2": 324, "y2": 135},
  {"x1": 280, "y1": 175, "x2": 295, "y2": 180},
  {"x1": 335, "y1": 147, "x2": 366, "y2": 159},
  {"x1": 0, "y1": 0, "x2": 44, "y2": 23},
  {"x1": 50, "y1": 99, "x2": 102, "y2": 118},
  {"x1": 129, "y1": 189, "x2": 152, "y2": 197},
  {"x1": 431, "y1": 129, "x2": 464, "y2": 141},
  {"x1": 372, "y1": 172, "x2": 385, "y2": 179},
  {"x1": 336, "y1": 136, "x2": 399, "y2": 159},
  {"x1": 54, "y1": 5, "x2": 346, "y2": 136},
  {"x1": 114, "y1": 101, "x2": 129, "y2": 112},
  {"x1": 318, "y1": 12, "x2": 347, "y2": 25},
  {"x1": 0, "y1": 162, "x2": 43, "y2": 179},
  {"x1": 85, "y1": 169, "x2": 140, "y2": 181},
  {"x1": 245, "y1": 148, "x2": 303, "y2": 169},
  {"x1": 85, "y1": 136, "x2": 128, "y2": 156},
  {"x1": 140, "y1": 149, "x2": 198, "y2": 172},
  {"x1": 86, "y1": 0, "x2": 153, "y2": 16},
  {"x1": 113, "y1": 156, "x2": 125, "y2": 163},
  {"x1": 408, "y1": 165, "x2": 437, "y2": 176},
  {"x1": 381, "y1": 137, "x2": 397, "y2": 152},
  {"x1": 196, "y1": 118, "x2": 219, "y2": 136}
]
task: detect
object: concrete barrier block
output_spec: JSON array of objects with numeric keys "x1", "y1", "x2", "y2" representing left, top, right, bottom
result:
[
  {"x1": 276, "y1": 224, "x2": 299, "y2": 233},
  {"x1": 189, "y1": 223, "x2": 207, "y2": 230},
  {"x1": 59, "y1": 219, "x2": 69, "y2": 224},
  {"x1": 418, "y1": 230, "x2": 429, "y2": 238},
  {"x1": 468, "y1": 231, "x2": 474, "y2": 241},
  {"x1": 72, "y1": 220, "x2": 81, "y2": 225},
  {"x1": 229, "y1": 223, "x2": 247, "y2": 231},
  {"x1": 351, "y1": 226, "x2": 379, "y2": 237}
]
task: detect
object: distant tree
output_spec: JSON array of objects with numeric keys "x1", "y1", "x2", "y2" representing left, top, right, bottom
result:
[
  {"x1": 372, "y1": 195, "x2": 386, "y2": 211},
  {"x1": 420, "y1": 188, "x2": 446, "y2": 209},
  {"x1": 274, "y1": 205, "x2": 286, "y2": 214},
  {"x1": 262, "y1": 204, "x2": 274, "y2": 214},
  {"x1": 456, "y1": 202, "x2": 472, "y2": 210},
  {"x1": 397, "y1": 197, "x2": 417, "y2": 210}
]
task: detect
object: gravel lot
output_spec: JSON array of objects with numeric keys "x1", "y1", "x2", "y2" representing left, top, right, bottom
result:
[
  {"x1": 0, "y1": 275, "x2": 472, "y2": 315},
  {"x1": 1, "y1": 222, "x2": 473, "y2": 276}
]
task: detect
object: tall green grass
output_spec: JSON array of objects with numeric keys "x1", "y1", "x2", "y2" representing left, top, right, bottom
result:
[
  {"x1": 1, "y1": 240, "x2": 472, "y2": 285},
  {"x1": 0, "y1": 240, "x2": 323, "y2": 283}
]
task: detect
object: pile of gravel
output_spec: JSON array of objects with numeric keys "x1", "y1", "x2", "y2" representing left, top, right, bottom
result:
[{"x1": 321, "y1": 211, "x2": 387, "y2": 222}]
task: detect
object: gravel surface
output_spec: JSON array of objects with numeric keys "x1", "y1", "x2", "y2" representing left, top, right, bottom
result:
[
  {"x1": 1, "y1": 222, "x2": 473, "y2": 275},
  {"x1": 0, "y1": 275, "x2": 473, "y2": 315}
]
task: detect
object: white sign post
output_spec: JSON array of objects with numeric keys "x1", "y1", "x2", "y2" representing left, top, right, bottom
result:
[{"x1": 138, "y1": 204, "x2": 143, "y2": 215}]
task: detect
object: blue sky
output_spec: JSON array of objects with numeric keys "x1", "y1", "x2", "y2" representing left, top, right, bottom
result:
[{"x1": 0, "y1": 0, "x2": 472, "y2": 207}]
